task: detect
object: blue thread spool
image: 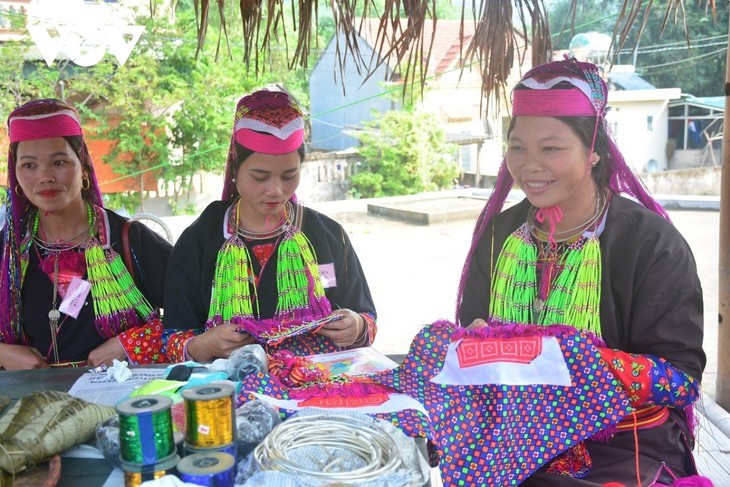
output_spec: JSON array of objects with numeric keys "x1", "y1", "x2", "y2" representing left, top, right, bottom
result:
[
  {"x1": 117, "y1": 395, "x2": 176, "y2": 467},
  {"x1": 185, "y1": 441, "x2": 238, "y2": 461},
  {"x1": 176, "y1": 452, "x2": 236, "y2": 486}
]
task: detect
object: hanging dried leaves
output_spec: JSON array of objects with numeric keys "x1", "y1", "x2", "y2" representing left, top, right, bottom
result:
[{"x1": 189, "y1": 0, "x2": 715, "y2": 110}]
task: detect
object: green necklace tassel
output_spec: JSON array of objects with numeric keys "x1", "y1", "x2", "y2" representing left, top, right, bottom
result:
[{"x1": 489, "y1": 224, "x2": 602, "y2": 337}]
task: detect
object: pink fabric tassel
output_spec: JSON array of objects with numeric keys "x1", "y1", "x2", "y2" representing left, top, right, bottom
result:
[{"x1": 535, "y1": 206, "x2": 563, "y2": 249}]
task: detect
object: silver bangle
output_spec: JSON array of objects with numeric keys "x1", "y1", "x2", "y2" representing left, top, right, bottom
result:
[
  {"x1": 354, "y1": 314, "x2": 368, "y2": 344},
  {"x1": 253, "y1": 413, "x2": 401, "y2": 481}
]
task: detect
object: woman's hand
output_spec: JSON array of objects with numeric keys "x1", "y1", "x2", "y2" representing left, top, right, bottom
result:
[
  {"x1": 0, "y1": 343, "x2": 50, "y2": 370},
  {"x1": 467, "y1": 318, "x2": 488, "y2": 329},
  {"x1": 187, "y1": 324, "x2": 256, "y2": 363},
  {"x1": 316, "y1": 309, "x2": 364, "y2": 348},
  {"x1": 87, "y1": 337, "x2": 128, "y2": 367}
]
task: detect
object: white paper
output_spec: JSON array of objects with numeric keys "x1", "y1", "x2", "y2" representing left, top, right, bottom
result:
[{"x1": 67, "y1": 368, "x2": 167, "y2": 406}]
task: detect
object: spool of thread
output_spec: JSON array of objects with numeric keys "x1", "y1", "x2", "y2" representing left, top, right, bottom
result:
[
  {"x1": 185, "y1": 441, "x2": 238, "y2": 463},
  {"x1": 183, "y1": 383, "x2": 236, "y2": 448},
  {"x1": 123, "y1": 469, "x2": 166, "y2": 487},
  {"x1": 176, "y1": 452, "x2": 236, "y2": 487},
  {"x1": 117, "y1": 395, "x2": 176, "y2": 466},
  {"x1": 121, "y1": 454, "x2": 179, "y2": 487}
]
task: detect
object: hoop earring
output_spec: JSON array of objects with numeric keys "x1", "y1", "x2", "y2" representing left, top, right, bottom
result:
[
  {"x1": 82, "y1": 178, "x2": 91, "y2": 190},
  {"x1": 14, "y1": 185, "x2": 24, "y2": 198}
]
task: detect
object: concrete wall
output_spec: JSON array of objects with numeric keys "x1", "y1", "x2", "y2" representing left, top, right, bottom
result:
[{"x1": 642, "y1": 166, "x2": 721, "y2": 196}]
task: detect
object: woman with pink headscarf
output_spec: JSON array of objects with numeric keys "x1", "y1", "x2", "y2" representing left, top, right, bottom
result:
[
  {"x1": 457, "y1": 58, "x2": 706, "y2": 485},
  {"x1": 163, "y1": 89, "x2": 376, "y2": 363},
  {"x1": 0, "y1": 98, "x2": 172, "y2": 369}
]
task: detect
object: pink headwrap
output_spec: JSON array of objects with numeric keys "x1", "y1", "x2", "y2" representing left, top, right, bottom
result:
[
  {"x1": 222, "y1": 90, "x2": 305, "y2": 200},
  {"x1": 455, "y1": 56, "x2": 669, "y2": 325},
  {"x1": 1, "y1": 98, "x2": 104, "y2": 344}
]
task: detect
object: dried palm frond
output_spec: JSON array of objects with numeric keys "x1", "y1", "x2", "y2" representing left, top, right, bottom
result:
[
  {"x1": 188, "y1": 0, "x2": 715, "y2": 108},
  {"x1": 608, "y1": 0, "x2": 716, "y2": 65}
]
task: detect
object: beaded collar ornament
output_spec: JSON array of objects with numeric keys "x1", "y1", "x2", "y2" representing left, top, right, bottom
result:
[
  {"x1": 206, "y1": 199, "x2": 333, "y2": 348},
  {"x1": 16, "y1": 204, "x2": 157, "y2": 355}
]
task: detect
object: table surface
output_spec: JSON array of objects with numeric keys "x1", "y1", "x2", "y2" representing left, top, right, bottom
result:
[
  {"x1": 2, "y1": 361, "x2": 729, "y2": 487},
  {"x1": 0, "y1": 358, "x2": 411, "y2": 486}
]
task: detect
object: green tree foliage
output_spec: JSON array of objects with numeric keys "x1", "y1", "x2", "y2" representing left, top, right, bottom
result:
[
  {"x1": 351, "y1": 110, "x2": 460, "y2": 198},
  {"x1": 547, "y1": 0, "x2": 728, "y2": 97},
  {"x1": 0, "y1": 0, "x2": 309, "y2": 209},
  {"x1": 627, "y1": 3, "x2": 728, "y2": 97}
]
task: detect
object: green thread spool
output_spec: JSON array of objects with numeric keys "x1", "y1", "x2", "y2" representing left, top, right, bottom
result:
[
  {"x1": 183, "y1": 383, "x2": 236, "y2": 448},
  {"x1": 117, "y1": 395, "x2": 176, "y2": 466}
]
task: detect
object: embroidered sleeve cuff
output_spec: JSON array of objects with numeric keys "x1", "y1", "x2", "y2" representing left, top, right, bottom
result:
[
  {"x1": 599, "y1": 348, "x2": 700, "y2": 408},
  {"x1": 117, "y1": 318, "x2": 168, "y2": 365},
  {"x1": 351, "y1": 312, "x2": 377, "y2": 348},
  {"x1": 164, "y1": 329, "x2": 200, "y2": 363}
]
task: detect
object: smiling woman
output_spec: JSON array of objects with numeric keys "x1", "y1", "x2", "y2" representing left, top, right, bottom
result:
[
  {"x1": 0, "y1": 98, "x2": 172, "y2": 370},
  {"x1": 456, "y1": 57, "x2": 708, "y2": 485}
]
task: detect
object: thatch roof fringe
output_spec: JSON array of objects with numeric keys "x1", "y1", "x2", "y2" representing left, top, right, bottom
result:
[{"x1": 190, "y1": 0, "x2": 716, "y2": 113}]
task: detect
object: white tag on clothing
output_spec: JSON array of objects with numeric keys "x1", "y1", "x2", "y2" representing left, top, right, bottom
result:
[
  {"x1": 59, "y1": 277, "x2": 91, "y2": 319},
  {"x1": 319, "y1": 263, "x2": 337, "y2": 288}
]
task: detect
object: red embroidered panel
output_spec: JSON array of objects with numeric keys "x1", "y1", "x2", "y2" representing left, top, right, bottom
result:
[
  {"x1": 297, "y1": 393, "x2": 390, "y2": 408},
  {"x1": 457, "y1": 337, "x2": 543, "y2": 367}
]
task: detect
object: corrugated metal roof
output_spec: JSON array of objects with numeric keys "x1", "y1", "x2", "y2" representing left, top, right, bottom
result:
[
  {"x1": 608, "y1": 72, "x2": 656, "y2": 90},
  {"x1": 675, "y1": 95, "x2": 725, "y2": 111}
]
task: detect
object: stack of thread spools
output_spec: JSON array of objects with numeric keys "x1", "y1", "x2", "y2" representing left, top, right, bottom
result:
[
  {"x1": 117, "y1": 395, "x2": 180, "y2": 486},
  {"x1": 178, "y1": 383, "x2": 238, "y2": 485},
  {"x1": 115, "y1": 383, "x2": 239, "y2": 487}
]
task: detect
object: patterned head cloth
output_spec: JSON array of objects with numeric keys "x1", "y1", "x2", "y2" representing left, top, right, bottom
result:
[
  {"x1": 455, "y1": 56, "x2": 668, "y2": 324},
  {"x1": 222, "y1": 89, "x2": 305, "y2": 200},
  {"x1": 1, "y1": 98, "x2": 103, "y2": 343}
]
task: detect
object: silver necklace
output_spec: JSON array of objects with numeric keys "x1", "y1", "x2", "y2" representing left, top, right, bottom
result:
[
  {"x1": 528, "y1": 190, "x2": 607, "y2": 242},
  {"x1": 48, "y1": 256, "x2": 60, "y2": 363},
  {"x1": 34, "y1": 223, "x2": 93, "y2": 364},
  {"x1": 233, "y1": 200, "x2": 294, "y2": 240}
]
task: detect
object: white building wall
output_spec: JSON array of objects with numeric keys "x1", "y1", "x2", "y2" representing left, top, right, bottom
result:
[{"x1": 607, "y1": 89, "x2": 680, "y2": 173}]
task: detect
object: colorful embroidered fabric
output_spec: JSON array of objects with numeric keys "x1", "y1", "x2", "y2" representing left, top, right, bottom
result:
[
  {"x1": 238, "y1": 321, "x2": 632, "y2": 486},
  {"x1": 164, "y1": 313, "x2": 379, "y2": 363},
  {"x1": 237, "y1": 368, "x2": 433, "y2": 441},
  {"x1": 117, "y1": 318, "x2": 167, "y2": 364},
  {"x1": 599, "y1": 348, "x2": 700, "y2": 409}
]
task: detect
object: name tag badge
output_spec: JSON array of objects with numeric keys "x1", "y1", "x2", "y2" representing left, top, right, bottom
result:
[
  {"x1": 319, "y1": 263, "x2": 337, "y2": 288},
  {"x1": 59, "y1": 277, "x2": 91, "y2": 319}
]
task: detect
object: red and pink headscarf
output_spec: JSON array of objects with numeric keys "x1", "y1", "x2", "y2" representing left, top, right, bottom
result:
[
  {"x1": 455, "y1": 56, "x2": 668, "y2": 324},
  {"x1": 221, "y1": 89, "x2": 305, "y2": 201},
  {"x1": 1, "y1": 98, "x2": 103, "y2": 343}
]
